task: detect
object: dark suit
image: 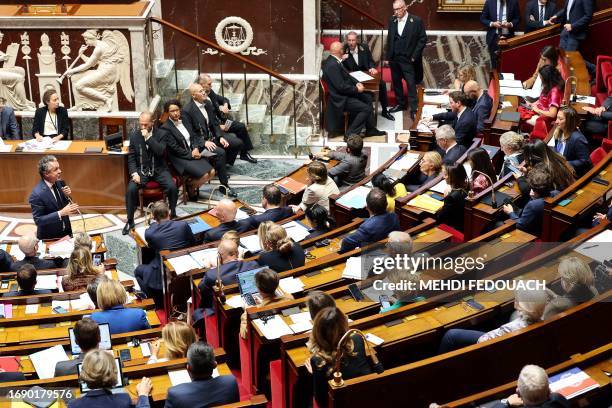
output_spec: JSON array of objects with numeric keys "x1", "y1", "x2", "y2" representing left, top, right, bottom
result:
[
  {"x1": 244, "y1": 207, "x2": 294, "y2": 230},
  {"x1": 134, "y1": 220, "x2": 195, "y2": 304},
  {"x1": 126, "y1": 128, "x2": 177, "y2": 223},
  {"x1": 340, "y1": 212, "x2": 401, "y2": 253},
  {"x1": 164, "y1": 375, "x2": 239, "y2": 408},
  {"x1": 327, "y1": 150, "x2": 368, "y2": 186},
  {"x1": 433, "y1": 108, "x2": 478, "y2": 146},
  {"x1": 29, "y1": 179, "x2": 73, "y2": 240},
  {"x1": 322, "y1": 55, "x2": 375, "y2": 135},
  {"x1": 342, "y1": 43, "x2": 389, "y2": 110},
  {"x1": 525, "y1": 0, "x2": 557, "y2": 32},
  {"x1": 207, "y1": 89, "x2": 255, "y2": 158},
  {"x1": 386, "y1": 13, "x2": 427, "y2": 112},
  {"x1": 0, "y1": 249, "x2": 11, "y2": 272},
  {"x1": 198, "y1": 259, "x2": 260, "y2": 311},
  {"x1": 2, "y1": 288, "x2": 53, "y2": 298},
  {"x1": 32, "y1": 105, "x2": 70, "y2": 138},
  {"x1": 509, "y1": 196, "x2": 547, "y2": 235},
  {"x1": 583, "y1": 96, "x2": 612, "y2": 137},
  {"x1": 555, "y1": 131, "x2": 592, "y2": 177},
  {"x1": 183, "y1": 98, "x2": 244, "y2": 166},
  {"x1": 489, "y1": 393, "x2": 569, "y2": 408},
  {"x1": 54, "y1": 355, "x2": 84, "y2": 377},
  {"x1": 442, "y1": 144, "x2": 467, "y2": 166},
  {"x1": 554, "y1": 0, "x2": 593, "y2": 50},
  {"x1": 438, "y1": 189, "x2": 467, "y2": 232},
  {"x1": 203, "y1": 219, "x2": 250, "y2": 243},
  {"x1": 480, "y1": 0, "x2": 520, "y2": 68},
  {"x1": 68, "y1": 389, "x2": 149, "y2": 408},
  {"x1": 91, "y1": 305, "x2": 150, "y2": 335},
  {"x1": 0, "y1": 106, "x2": 19, "y2": 139},
  {"x1": 11, "y1": 255, "x2": 59, "y2": 271},
  {"x1": 471, "y1": 91, "x2": 493, "y2": 133},
  {"x1": 257, "y1": 242, "x2": 306, "y2": 272}
]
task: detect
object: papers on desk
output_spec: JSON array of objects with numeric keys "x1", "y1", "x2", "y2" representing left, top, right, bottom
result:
[
  {"x1": 253, "y1": 315, "x2": 293, "y2": 339},
  {"x1": 240, "y1": 234, "x2": 262, "y2": 253},
  {"x1": 279, "y1": 276, "x2": 305, "y2": 294},
  {"x1": 463, "y1": 162, "x2": 473, "y2": 180},
  {"x1": 574, "y1": 230, "x2": 612, "y2": 262},
  {"x1": 30, "y1": 345, "x2": 69, "y2": 379},
  {"x1": 575, "y1": 95, "x2": 596, "y2": 105},
  {"x1": 500, "y1": 86, "x2": 526, "y2": 97},
  {"x1": 282, "y1": 221, "x2": 311, "y2": 242},
  {"x1": 290, "y1": 320, "x2": 313, "y2": 334},
  {"x1": 500, "y1": 73, "x2": 515, "y2": 80},
  {"x1": 549, "y1": 367, "x2": 599, "y2": 399},
  {"x1": 186, "y1": 217, "x2": 212, "y2": 234},
  {"x1": 225, "y1": 294, "x2": 246, "y2": 309},
  {"x1": 134, "y1": 225, "x2": 149, "y2": 244},
  {"x1": 25, "y1": 304, "x2": 39, "y2": 314},
  {"x1": 336, "y1": 186, "x2": 371, "y2": 209},
  {"x1": 235, "y1": 208, "x2": 250, "y2": 220},
  {"x1": 36, "y1": 274, "x2": 58, "y2": 290},
  {"x1": 168, "y1": 254, "x2": 201, "y2": 275},
  {"x1": 0, "y1": 144, "x2": 12, "y2": 152},
  {"x1": 423, "y1": 93, "x2": 450, "y2": 105},
  {"x1": 407, "y1": 194, "x2": 444, "y2": 213},
  {"x1": 190, "y1": 248, "x2": 218, "y2": 269},
  {"x1": 20, "y1": 136, "x2": 54, "y2": 152},
  {"x1": 499, "y1": 79, "x2": 523, "y2": 88},
  {"x1": 421, "y1": 105, "x2": 447, "y2": 117},
  {"x1": 48, "y1": 141, "x2": 72, "y2": 151},
  {"x1": 52, "y1": 300, "x2": 70, "y2": 312},
  {"x1": 501, "y1": 101, "x2": 514, "y2": 109},
  {"x1": 48, "y1": 237, "x2": 74, "y2": 258},
  {"x1": 389, "y1": 152, "x2": 421, "y2": 172},
  {"x1": 289, "y1": 311, "x2": 312, "y2": 324},
  {"x1": 0, "y1": 304, "x2": 13, "y2": 318},
  {"x1": 168, "y1": 369, "x2": 192, "y2": 386},
  {"x1": 430, "y1": 179, "x2": 448, "y2": 194},
  {"x1": 416, "y1": 121, "x2": 436, "y2": 133},
  {"x1": 342, "y1": 256, "x2": 364, "y2": 280},
  {"x1": 52, "y1": 294, "x2": 94, "y2": 312},
  {"x1": 276, "y1": 177, "x2": 307, "y2": 194},
  {"x1": 9, "y1": 244, "x2": 25, "y2": 261},
  {"x1": 349, "y1": 71, "x2": 374, "y2": 82}
]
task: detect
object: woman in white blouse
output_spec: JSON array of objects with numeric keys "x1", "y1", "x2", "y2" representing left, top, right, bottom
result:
[
  {"x1": 290, "y1": 161, "x2": 339, "y2": 213},
  {"x1": 33, "y1": 89, "x2": 69, "y2": 142}
]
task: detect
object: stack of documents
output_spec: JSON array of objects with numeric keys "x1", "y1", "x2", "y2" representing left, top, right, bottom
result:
[
  {"x1": 48, "y1": 237, "x2": 74, "y2": 258},
  {"x1": 349, "y1": 71, "x2": 374, "y2": 82},
  {"x1": 342, "y1": 257, "x2": 364, "y2": 280},
  {"x1": 30, "y1": 345, "x2": 69, "y2": 379},
  {"x1": 168, "y1": 255, "x2": 201, "y2": 275},
  {"x1": 289, "y1": 311, "x2": 313, "y2": 333},
  {"x1": 407, "y1": 194, "x2": 444, "y2": 213},
  {"x1": 336, "y1": 186, "x2": 371, "y2": 209},
  {"x1": 35, "y1": 275, "x2": 58, "y2": 290},
  {"x1": 279, "y1": 276, "x2": 305, "y2": 294},
  {"x1": 253, "y1": 315, "x2": 293, "y2": 339},
  {"x1": 283, "y1": 221, "x2": 311, "y2": 242},
  {"x1": 240, "y1": 234, "x2": 262, "y2": 253}
]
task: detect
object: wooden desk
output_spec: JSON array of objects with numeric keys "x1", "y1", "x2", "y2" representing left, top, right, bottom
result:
[
  {"x1": 406, "y1": 87, "x2": 436, "y2": 151},
  {"x1": 274, "y1": 160, "x2": 339, "y2": 207},
  {"x1": 0, "y1": 141, "x2": 128, "y2": 213}
]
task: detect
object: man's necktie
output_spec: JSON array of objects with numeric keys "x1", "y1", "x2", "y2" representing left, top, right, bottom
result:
[
  {"x1": 51, "y1": 184, "x2": 62, "y2": 205},
  {"x1": 539, "y1": 5, "x2": 545, "y2": 22},
  {"x1": 498, "y1": 0, "x2": 506, "y2": 34}
]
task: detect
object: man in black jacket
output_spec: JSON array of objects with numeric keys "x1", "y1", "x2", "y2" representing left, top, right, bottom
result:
[
  {"x1": 431, "y1": 91, "x2": 477, "y2": 147},
  {"x1": 524, "y1": 0, "x2": 557, "y2": 33},
  {"x1": 10, "y1": 234, "x2": 60, "y2": 271},
  {"x1": 480, "y1": 0, "x2": 520, "y2": 68},
  {"x1": 123, "y1": 111, "x2": 178, "y2": 235},
  {"x1": 342, "y1": 31, "x2": 393, "y2": 121},
  {"x1": 385, "y1": 0, "x2": 427, "y2": 118},
  {"x1": 322, "y1": 41, "x2": 386, "y2": 138},
  {"x1": 202, "y1": 199, "x2": 250, "y2": 243},
  {"x1": 549, "y1": 0, "x2": 593, "y2": 52},
  {"x1": 198, "y1": 74, "x2": 257, "y2": 164}
]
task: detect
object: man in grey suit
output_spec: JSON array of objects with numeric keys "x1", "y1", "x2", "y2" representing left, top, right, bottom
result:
[
  {"x1": 319, "y1": 135, "x2": 369, "y2": 187},
  {"x1": 0, "y1": 97, "x2": 20, "y2": 139},
  {"x1": 54, "y1": 318, "x2": 100, "y2": 377}
]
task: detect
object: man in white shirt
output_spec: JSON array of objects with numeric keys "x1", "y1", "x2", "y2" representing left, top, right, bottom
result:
[
  {"x1": 525, "y1": 0, "x2": 557, "y2": 33},
  {"x1": 480, "y1": 0, "x2": 520, "y2": 68}
]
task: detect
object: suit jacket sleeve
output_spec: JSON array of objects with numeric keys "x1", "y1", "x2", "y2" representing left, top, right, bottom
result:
[
  {"x1": 601, "y1": 111, "x2": 612, "y2": 121},
  {"x1": 146, "y1": 130, "x2": 166, "y2": 157},
  {"x1": 127, "y1": 134, "x2": 139, "y2": 175},
  {"x1": 412, "y1": 20, "x2": 427, "y2": 62},
  {"x1": 567, "y1": 133, "x2": 591, "y2": 170},
  {"x1": 480, "y1": 0, "x2": 495, "y2": 27},
  {"x1": 364, "y1": 45, "x2": 376, "y2": 70},
  {"x1": 438, "y1": 191, "x2": 461, "y2": 225},
  {"x1": 339, "y1": 224, "x2": 369, "y2": 253},
  {"x1": 164, "y1": 389, "x2": 176, "y2": 408},
  {"x1": 509, "y1": 1, "x2": 520, "y2": 29},
  {"x1": 475, "y1": 104, "x2": 488, "y2": 133},
  {"x1": 29, "y1": 190, "x2": 61, "y2": 227},
  {"x1": 183, "y1": 223, "x2": 196, "y2": 246},
  {"x1": 32, "y1": 107, "x2": 45, "y2": 136},
  {"x1": 162, "y1": 127, "x2": 192, "y2": 160},
  {"x1": 572, "y1": 0, "x2": 593, "y2": 32},
  {"x1": 58, "y1": 107, "x2": 70, "y2": 138},
  {"x1": 139, "y1": 309, "x2": 151, "y2": 330},
  {"x1": 433, "y1": 111, "x2": 457, "y2": 122},
  {"x1": 7, "y1": 108, "x2": 19, "y2": 139},
  {"x1": 327, "y1": 62, "x2": 359, "y2": 97},
  {"x1": 327, "y1": 158, "x2": 351, "y2": 178},
  {"x1": 512, "y1": 200, "x2": 537, "y2": 231},
  {"x1": 525, "y1": 2, "x2": 541, "y2": 31},
  {"x1": 214, "y1": 92, "x2": 231, "y2": 110}
]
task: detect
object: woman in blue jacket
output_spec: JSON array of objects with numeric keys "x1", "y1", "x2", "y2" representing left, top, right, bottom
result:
[
  {"x1": 553, "y1": 106, "x2": 592, "y2": 177},
  {"x1": 91, "y1": 279, "x2": 150, "y2": 335}
]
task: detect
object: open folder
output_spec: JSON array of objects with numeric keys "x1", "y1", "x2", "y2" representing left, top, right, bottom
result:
[{"x1": 407, "y1": 194, "x2": 444, "y2": 213}]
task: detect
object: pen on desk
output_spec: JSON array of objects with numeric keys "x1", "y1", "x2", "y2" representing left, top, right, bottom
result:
[
  {"x1": 582, "y1": 244, "x2": 598, "y2": 250},
  {"x1": 14, "y1": 356, "x2": 23, "y2": 369}
]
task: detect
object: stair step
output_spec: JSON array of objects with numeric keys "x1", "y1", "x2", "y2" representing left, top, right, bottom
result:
[
  {"x1": 154, "y1": 59, "x2": 175, "y2": 79},
  {"x1": 262, "y1": 115, "x2": 291, "y2": 135}
]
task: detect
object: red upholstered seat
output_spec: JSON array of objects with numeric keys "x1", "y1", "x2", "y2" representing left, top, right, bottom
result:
[
  {"x1": 590, "y1": 147, "x2": 607, "y2": 165},
  {"x1": 438, "y1": 223, "x2": 464, "y2": 243},
  {"x1": 529, "y1": 116, "x2": 551, "y2": 141},
  {"x1": 321, "y1": 36, "x2": 336, "y2": 51},
  {"x1": 602, "y1": 138, "x2": 612, "y2": 152}
]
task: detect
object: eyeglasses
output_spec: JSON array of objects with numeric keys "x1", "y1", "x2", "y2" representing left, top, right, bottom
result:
[{"x1": 393, "y1": 6, "x2": 406, "y2": 11}]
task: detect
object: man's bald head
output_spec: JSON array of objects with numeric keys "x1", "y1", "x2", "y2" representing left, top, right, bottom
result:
[
  {"x1": 464, "y1": 80, "x2": 481, "y2": 100},
  {"x1": 218, "y1": 239, "x2": 238, "y2": 263},
  {"x1": 189, "y1": 83, "x2": 205, "y2": 102},
  {"x1": 217, "y1": 199, "x2": 237, "y2": 223},
  {"x1": 18, "y1": 234, "x2": 38, "y2": 257},
  {"x1": 329, "y1": 41, "x2": 344, "y2": 57}
]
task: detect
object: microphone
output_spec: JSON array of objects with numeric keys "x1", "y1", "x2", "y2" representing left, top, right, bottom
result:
[
  {"x1": 329, "y1": 329, "x2": 383, "y2": 388},
  {"x1": 470, "y1": 170, "x2": 498, "y2": 208},
  {"x1": 56, "y1": 179, "x2": 86, "y2": 232},
  {"x1": 563, "y1": 76, "x2": 577, "y2": 105},
  {"x1": 214, "y1": 253, "x2": 226, "y2": 304}
]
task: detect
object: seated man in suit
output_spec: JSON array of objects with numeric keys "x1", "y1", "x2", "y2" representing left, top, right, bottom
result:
[
  {"x1": 320, "y1": 135, "x2": 369, "y2": 187},
  {"x1": 464, "y1": 80, "x2": 493, "y2": 134},
  {"x1": 342, "y1": 31, "x2": 393, "y2": 121},
  {"x1": 436, "y1": 125, "x2": 467, "y2": 166},
  {"x1": 0, "y1": 96, "x2": 19, "y2": 139},
  {"x1": 134, "y1": 201, "x2": 195, "y2": 307},
  {"x1": 339, "y1": 188, "x2": 401, "y2": 253},
  {"x1": 123, "y1": 111, "x2": 178, "y2": 235},
  {"x1": 54, "y1": 318, "x2": 100, "y2": 376},
  {"x1": 198, "y1": 74, "x2": 257, "y2": 164},
  {"x1": 29, "y1": 155, "x2": 79, "y2": 240},
  {"x1": 428, "y1": 91, "x2": 477, "y2": 147},
  {"x1": 503, "y1": 164, "x2": 556, "y2": 236},
  {"x1": 243, "y1": 184, "x2": 293, "y2": 230},
  {"x1": 203, "y1": 199, "x2": 249, "y2": 243},
  {"x1": 165, "y1": 341, "x2": 239, "y2": 408},
  {"x1": 480, "y1": 0, "x2": 520, "y2": 68},
  {"x1": 2, "y1": 264, "x2": 54, "y2": 297},
  {"x1": 583, "y1": 96, "x2": 612, "y2": 141},
  {"x1": 198, "y1": 239, "x2": 259, "y2": 313},
  {"x1": 322, "y1": 41, "x2": 386, "y2": 138},
  {"x1": 525, "y1": 0, "x2": 557, "y2": 33},
  {"x1": 10, "y1": 234, "x2": 61, "y2": 271},
  {"x1": 0, "y1": 249, "x2": 12, "y2": 272}
]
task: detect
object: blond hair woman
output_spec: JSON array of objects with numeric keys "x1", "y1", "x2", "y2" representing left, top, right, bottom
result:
[
  {"x1": 148, "y1": 321, "x2": 198, "y2": 364},
  {"x1": 91, "y1": 279, "x2": 150, "y2": 334},
  {"x1": 256, "y1": 221, "x2": 306, "y2": 272},
  {"x1": 62, "y1": 246, "x2": 103, "y2": 292}
]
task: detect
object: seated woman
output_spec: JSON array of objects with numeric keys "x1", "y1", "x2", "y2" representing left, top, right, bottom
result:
[
  {"x1": 553, "y1": 106, "x2": 592, "y2": 177},
  {"x1": 306, "y1": 307, "x2": 379, "y2": 408},
  {"x1": 304, "y1": 204, "x2": 334, "y2": 240},
  {"x1": 306, "y1": 290, "x2": 337, "y2": 320},
  {"x1": 499, "y1": 131, "x2": 524, "y2": 177},
  {"x1": 290, "y1": 161, "x2": 339, "y2": 213},
  {"x1": 439, "y1": 288, "x2": 548, "y2": 353},
  {"x1": 160, "y1": 99, "x2": 216, "y2": 201},
  {"x1": 148, "y1": 321, "x2": 197, "y2": 364},
  {"x1": 449, "y1": 64, "x2": 476, "y2": 93},
  {"x1": 467, "y1": 147, "x2": 497, "y2": 194},
  {"x1": 256, "y1": 221, "x2": 306, "y2": 272},
  {"x1": 522, "y1": 65, "x2": 564, "y2": 129},
  {"x1": 438, "y1": 164, "x2": 469, "y2": 232},
  {"x1": 522, "y1": 139, "x2": 575, "y2": 192},
  {"x1": 62, "y1": 246, "x2": 103, "y2": 292},
  {"x1": 240, "y1": 268, "x2": 293, "y2": 339},
  {"x1": 543, "y1": 257, "x2": 598, "y2": 319},
  {"x1": 380, "y1": 269, "x2": 424, "y2": 313},
  {"x1": 403, "y1": 151, "x2": 443, "y2": 192},
  {"x1": 522, "y1": 45, "x2": 560, "y2": 95},
  {"x1": 33, "y1": 89, "x2": 69, "y2": 142},
  {"x1": 372, "y1": 173, "x2": 407, "y2": 212},
  {"x1": 91, "y1": 279, "x2": 150, "y2": 335},
  {"x1": 503, "y1": 164, "x2": 556, "y2": 236},
  {"x1": 68, "y1": 349, "x2": 151, "y2": 408}
]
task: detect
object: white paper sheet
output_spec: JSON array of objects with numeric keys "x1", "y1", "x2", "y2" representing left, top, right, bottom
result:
[
  {"x1": 48, "y1": 238, "x2": 74, "y2": 258},
  {"x1": 500, "y1": 73, "x2": 515, "y2": 80},
  {"x1": 342, "y1": 256, "x2": 364, "y2": 280},
  {"x1": 430, "y1": 179, "x2": 448, "y2": 194},
  {"x1": 336, "y1": 185, "x2": 371, "y2": 209},
  {"x1": 0, "y1": 144, "x2": 12, "y2": 152},
  {"x1": 289, "y1": 311, "x2": 312, "y2": 324},
  {"x1": 190, "y1": 248, "x2": 218, "y2": 269},
  {"x1": 168, "y1": 369, "x2": 192, "y2": 385},
  {"x1": 140, "y1": 342, "x2": 152, "y2": 358},
  {"x1": 389, "y1": 152, "x2": 421, "y2": 172},
  {"x1": 349, "y1": 71, "x2": 374, "y2": 82},
  {"x1": 9, "y1": 244, "x2": 25, "y2": 261},
  {"x1": 36, "y1": 274, "x2": 58, "y2": 290},
  {"x1": 240, "y1": 234, "x2": 262, "y2": 253},
  {"x1": 253, "y1": 315, "x2": 293, "y2": 339},
  {"x1": 235, "y1": 208, "x2": 250, "y2": 220},
  {"x1": 282, "y1": 221, "x2": 311, "y2": 243},
  {"x1": 575, "y1": 95, "x2": 596, "y2": 105},
  {"x1": 421, "y1": 105, "x2": 447, "y2": 117},
  {"x1": 365, "y1": 332, "x2": 384, "y2": 345},
  {"x1": 71, "y1": 293, "x2": 95, "y2": 311},
  {"x1": 225, "y1": 294, "x2": 246, "y2": 309},
  {"x1": 52, "y1": 300, "x2": 71, "y2": 311},
  {"x1": 48, "y1": 141, "x2": 72, "y2": 151},
  {"x1": 574, "y1": 230, "x2": 612, "y2": 262},
  {"x1": 290, "y1": 321, "x2": 313, "y2": 334},
  {"x1": 30, "y1": 345, "x2": 69, "y2": 379},
  {"x1": 423, "y1": 94, "x2": 450, "y2": 105},
  {"x1": 500, "y1": 87, "x2": 526, "y2": 97},
  {"x1": 279, "y1": 276, "x2": 305, "y2": 294},
  {"x1": 499, "y1": 79, "x2": 523, "y2": 88},
  {"x1": 168, "y1": 255, "x2": 201, "y2": 275},
  {"x1": 25, "y1": 304, "x2": 39, "y2": 314}
]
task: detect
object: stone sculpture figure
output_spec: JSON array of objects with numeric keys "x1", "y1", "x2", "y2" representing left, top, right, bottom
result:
[
  {"x1": 0, "y1": 32, "x2": 36, "y2": 111},
  {"x1": 65, "y1": 29, "x2": 133, "y2": 112}
]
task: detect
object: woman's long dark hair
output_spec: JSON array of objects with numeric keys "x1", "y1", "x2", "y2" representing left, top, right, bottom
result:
[
  {"x1": 372, "y1": 173, "x2": 396, "y2": 197},
  {"x1": 445, "y1": 163, "x2": 469, "y2": 191},
  {"x1": 305, "y1": 204, "x2": 335, "y2": 231},
  {"x1": 467, "y1": 148, "x2": 497, "y2": 185},
  {"x1": 539, "y1": 65, "x2": 564, "y2": 95},
  {"x1": 522, "y1": 139, "x2": 575, "y2": 190}
]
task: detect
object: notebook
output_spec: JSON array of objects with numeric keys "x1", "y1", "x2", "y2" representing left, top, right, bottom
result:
[{"x1": 275, "y1": 177, "x2": 307, "y2": 194}]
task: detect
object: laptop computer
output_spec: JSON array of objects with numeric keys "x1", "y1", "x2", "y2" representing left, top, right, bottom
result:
[{"x1": 237, "y1": 267, "x2": 265, "y2": 306}]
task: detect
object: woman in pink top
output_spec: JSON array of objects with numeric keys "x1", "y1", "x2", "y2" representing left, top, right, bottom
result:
[{"x1": 524, "y1": 65, "x2": 564, "y2": 127}]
